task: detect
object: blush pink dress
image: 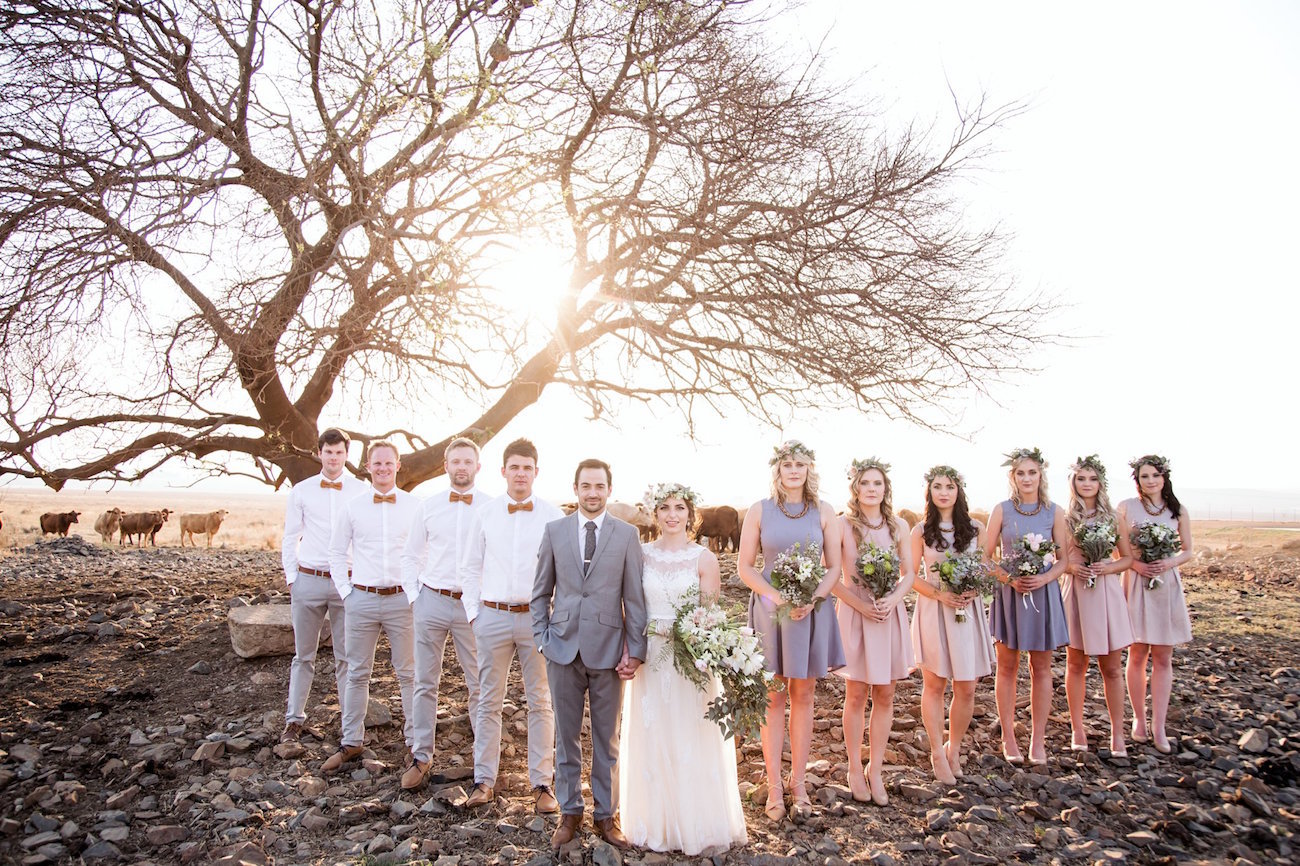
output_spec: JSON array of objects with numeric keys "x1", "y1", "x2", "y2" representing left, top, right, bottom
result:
[
  {"x1": 1119, "y1": 499, "x2": 1192, "y2": 646},
  {"x1": 1061, "y1": 515, "x2": 1134, "y2": 656},
  {"x1": 836, "y1": 518, "x2": 913, "y2": 685},
  {"x1": 911, "y1": 525, "x2": 995, "y2": 681}
]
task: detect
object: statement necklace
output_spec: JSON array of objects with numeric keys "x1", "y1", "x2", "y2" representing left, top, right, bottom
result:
[
  {"x1": 938, "y1": 521, "x2": 954, "y2": 531},
  {"x1": 1141, "y1": 497, "x2": 1166, "y2": 516},
  {"x1": 777, "y1": 498, "x2": 812, "y2": 520},
  {"x1": 1012, "y1": 499, "x2": 1042, "y2": 517},
  {"x1": 863, "y1": 514, "x2": 886, "y2": 531}
]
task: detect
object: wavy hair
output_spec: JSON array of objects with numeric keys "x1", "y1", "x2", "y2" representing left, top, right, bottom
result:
[
  {"x1": 1006, "y1": 454, "x2": 1051, "y2": 509},
  {"x1": 1131, "y1": 456, "x2": 1182, "y2": 520},
  {"x1": 770, "y1": 455, "x2": 819, "y2": 506},
  {"x1": 922, "y1": 472, "x2": 978, "y2": 553},
  {"x1": 845, "y1": 465, "x2": 899, "y2": 550},
  {"x1": 1067, "y1": 461, "x2": 1115, "y2": 531}
]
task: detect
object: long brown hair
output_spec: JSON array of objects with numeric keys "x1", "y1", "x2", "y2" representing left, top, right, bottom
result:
[
  {"x1": 922, "y1": 474, "x2": 978, "y2": 553},
  {"x1": 846, "y1": 466, "x2": 899, "y2": 550}
]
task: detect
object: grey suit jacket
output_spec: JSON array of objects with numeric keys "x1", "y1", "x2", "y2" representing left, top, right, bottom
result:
[{"x1": 531, "y1": 512, "x2": 647, "y2": 669}]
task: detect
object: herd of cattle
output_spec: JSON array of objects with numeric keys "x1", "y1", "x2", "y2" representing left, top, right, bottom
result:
[{"x1": 36, "y1": 508, "x2": 231, "y2": 547}]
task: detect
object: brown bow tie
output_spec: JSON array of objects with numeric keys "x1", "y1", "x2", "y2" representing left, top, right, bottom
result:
[
  {"x1": 320, "y1": 479, "x2": 343, "y2": 490},
  {"x1": 373, "y1": 493, "x2": 397, "y2": 504},
  {"x1": 507, "y1": 500, "x2": 533, "y2": 514},
  {"x1": 449, "y1": 491, "x2": 473, "y2": 505}
]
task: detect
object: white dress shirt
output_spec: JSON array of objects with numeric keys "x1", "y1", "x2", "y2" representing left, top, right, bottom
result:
[
  {"x1": 281, "y1": 471, "x2": 369, "y2": 584},
  {"x1": 400, "y1": 485, "x2": 489, "y2": 601},
  {"x1": 461, "y1": 494, "x2": 564, "y2": 622},
  {"x1": 329, "y1": 486, "x2": 422, "y2": 600},
  {"x1": 576, "y1": 510, "x2": 606, "y2": 568}
]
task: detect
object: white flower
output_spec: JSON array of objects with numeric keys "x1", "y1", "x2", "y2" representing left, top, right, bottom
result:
[{"x1": 694, "y1": 658, "x2": 709, "y2": 672}]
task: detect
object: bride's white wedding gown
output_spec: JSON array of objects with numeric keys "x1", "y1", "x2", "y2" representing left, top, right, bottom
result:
[{"x1": 618, "y1": 543, "x2": 748, "y2": 854}]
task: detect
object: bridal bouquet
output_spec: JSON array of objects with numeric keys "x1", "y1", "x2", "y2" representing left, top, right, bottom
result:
[
  {"x1": 1072, "y1": 518, "x2": 1118, "y2": 588},
  {"x1": 930, "y1": 550, "x2": 995, "y2": 623},
  {"x1": 1129, "y1": 522, "x2": 1182, "y2": 590},
  {"x1": 1000, "y1": 532, "x2": 1058, "y2": 609},
  {"x1": 668, "y1": 593, "x2": 776, "y2": 742},
  {"x1": 768, "y1": 541, "x2": 826, "y2": 620},
  {"x1": 854, "y1": 541, "x2": 900, "y2": 600}
]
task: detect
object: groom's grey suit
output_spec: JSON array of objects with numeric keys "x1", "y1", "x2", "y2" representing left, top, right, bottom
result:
[{"x1": 531, "y1": 512, "x2": 647, "y2": 821}]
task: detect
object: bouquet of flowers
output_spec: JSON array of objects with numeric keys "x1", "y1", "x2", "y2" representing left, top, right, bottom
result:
[
  {"x1": 854, "y1": 541, "x2": 900, "y2": 600},
  {"x1": 1000, "y1": 532, "x2": 1058, "y2": 609},
  {"x1": 1072, "y1": 518, "x2": 1118, "y2": 589},
  {"x1": 1129, "y1": 522, "x2": 1182, "y2": 590},
  {"x1": 668, "y1": 592, "x2": 777, "y2": 742},
  {"x1": 768, "y1": 541, "x2": 826, "y2": 620},
  {"x1": 930, "y1": 549, "x2": 995, "y2": 623}
]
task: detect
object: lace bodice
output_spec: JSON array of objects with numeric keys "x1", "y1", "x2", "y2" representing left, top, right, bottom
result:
[{"x1": 642, "y1": 543, "x2": 705, "y2": 625}]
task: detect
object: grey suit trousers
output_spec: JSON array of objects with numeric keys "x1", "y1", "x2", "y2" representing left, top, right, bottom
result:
[{"x1": 547, "y1": 655, "x2": 624, "y2": 820}]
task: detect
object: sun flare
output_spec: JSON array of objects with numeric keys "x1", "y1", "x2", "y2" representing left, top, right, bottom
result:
[{"x1": 481, "y1": 239, "x2": 574, "y2": 328}]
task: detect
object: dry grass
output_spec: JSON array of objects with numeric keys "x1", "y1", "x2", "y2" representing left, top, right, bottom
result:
[{"x1": 0, "y1": 487, "x2": 287, "y2": 550}]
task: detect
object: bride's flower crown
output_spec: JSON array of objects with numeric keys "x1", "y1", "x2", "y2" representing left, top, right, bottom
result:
[
  {"x1": 643, "y1": 482, "x2": 701, "y2": 511},
  {"x1": 1002, "y1": 446, "x2": 1047, "y2": 468},
  {"x1": 847, "y1": 456, "x2": 891, "y2": 479},
  {"x1": 924, "y1": 464, "x2": 965, "y2": 488},
  {"x1": 770, "y1": 440, "x2": 816, "y2": 466},
  {"x1": 1070, "y1": 454, "x2": 1108, "y2": 483}
]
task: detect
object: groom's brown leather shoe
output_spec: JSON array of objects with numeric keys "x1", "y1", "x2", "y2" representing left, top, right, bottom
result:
[
  {"x1": 595, "y1": 815, "x2": 631, "y2": 850},
  {"x1": 464, "y1": 782, "x2": 494, "y2": 808},
  {"x1": 550, "y1": 813, "x2": 582, "y2": 849}
]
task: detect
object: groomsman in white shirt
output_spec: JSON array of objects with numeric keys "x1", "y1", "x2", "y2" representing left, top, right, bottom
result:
[
  {"x1": 398, "y1": 436, "x2": 488, "y2": 790},
  {"x1": 280, "y1": 428, "x2": 367, "y2": 744},
  {"x1": 321, "y1": 440, "x2": 422, "y2": 774},
  {"x1": 460, "y1": 438, "x2": 563, "y2": 813}
]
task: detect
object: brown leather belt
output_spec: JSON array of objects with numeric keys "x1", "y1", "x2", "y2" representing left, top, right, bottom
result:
[
  {"x1": 483, "y1": 600, "x2": 529, "y2": 613},
  {"x1": 353, "y1": 584, "x2": 403, "y2": 596},
  {"x1": 431, "y1": 587, "x2": 463, "y2": 600},
  {"x1": 298, "y1": 565, "x2": 331, "y2": 577}
]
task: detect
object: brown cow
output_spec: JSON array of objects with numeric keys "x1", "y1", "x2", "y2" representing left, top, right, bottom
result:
[
  {"x1": 93, "y1": 508, "x2": 124, "y2": 544},
  {"x1": 119, "y1": 509, "x2": 172, "y2": 547},
  {"x1": 898, "y1": 508, "x2": 921, "y2": 529},
  {"x1": 695, "y1": 505, "x2": 740, "y2": 554},
  {"x1": 39, "y1": 511, "x2": 80, "y2": 537},
  {"x1": 179, "y1": 510, "x2": 229, "y2": 548},
  {"x1": 606, "y1": 501, "x2": 658, "y2": 542},
  {"x1": 970, "y1": 510, "x2": 990, "y2": 528}
]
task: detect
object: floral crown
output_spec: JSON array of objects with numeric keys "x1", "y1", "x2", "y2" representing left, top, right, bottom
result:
[
  {"x1": 1002, "y1": 446, "x2": 1047, "y2": 468},
  {"x1": 642, "y1": 481, "x2": 701, "y2": 511},
  {"x1": 924, "y1": 464, "x2": 965, "y2": 488},
  {"x1": 1129, "y1": 454, "x2": 1170, "y2": 476},
  {"x1": 1070, "y1": 454, "x2": 1108, "y2": 483},
  {"x1": 847, "y1": 456, "x2": 891, "y2": 479},
  {"x1": 770, "y1": 440, "x2": 816, "y2": 466}
]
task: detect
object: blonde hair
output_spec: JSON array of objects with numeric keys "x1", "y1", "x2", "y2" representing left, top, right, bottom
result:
[
  {"x1": 845, "y1": 466, "x2": 900, "y2": 550},
  {"x1": 769, "y1": 457, "x2": 820, "y2": 506},
  {"x1": 1067, "y1": 466, "x2": 1115, "y2": 531},
  {"x1": 1006, "y1": 457, "x2": 1051, "y2": 508}
]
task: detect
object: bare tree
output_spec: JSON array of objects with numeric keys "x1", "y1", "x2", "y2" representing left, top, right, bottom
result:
[{"x1": 0, "y1": 0, "x2": 1041, "y2": 491}]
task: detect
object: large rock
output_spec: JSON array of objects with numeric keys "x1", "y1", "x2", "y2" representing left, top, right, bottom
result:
[{"x1": 227, "y1": 604, "x2": 332, "y2": 659}]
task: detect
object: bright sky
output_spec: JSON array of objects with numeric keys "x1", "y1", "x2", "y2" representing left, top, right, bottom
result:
[
  {"x1": 494, "y1": 0, "x2": 1300, "y2": 511},
  {"x1": 9, "y1": 2, "x2": 1297, "y2": 516}
]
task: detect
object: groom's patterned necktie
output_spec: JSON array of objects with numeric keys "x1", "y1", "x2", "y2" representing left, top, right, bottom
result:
[{"x1": 583, "y1": 520, "x2": 597, "y2": 574}]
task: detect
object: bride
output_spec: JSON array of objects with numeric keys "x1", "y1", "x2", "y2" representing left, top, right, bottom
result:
[{"x1": 617, "y1": 483, "x2": 748, "y2": 855}]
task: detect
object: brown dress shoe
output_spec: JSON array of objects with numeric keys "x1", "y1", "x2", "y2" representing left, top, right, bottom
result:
[
  {"x1": 400, "y1": 758, "x2": 434, "y2": 791},
  {"x1": 320, "y1": 744, "x2": 364, "y2": 773},
  {"x1": 595, "y1": 815, "x2": 631, "y2": 850},
  {"x1": 463, "y1": 782, "x2": 494, "y2": 807},
  {"x1": 533, "y1": 785, "x2": 560, "y2": 814},
  {"x1": 550, "y1": 813, "x2": 583, "y2": 849},
  {"x1": 279, "y1": 722, "x2": 303, "y2": 744}
]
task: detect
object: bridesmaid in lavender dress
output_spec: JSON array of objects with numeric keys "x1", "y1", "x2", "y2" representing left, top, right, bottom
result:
[
  {"x1": 1062, "y1": 455, "x2": 1134, "y2": 756},
  {"x1": 985, "y1": 447, "x2": 1070, "y2": 766},
  {"x1": 739, "y1": 440, "x2": 844, "y2": 822},
  {"x1": 833, "y1": 458, "x2": 913, "y2": 806},
  {"x1": 909, "y1": 465, "x2": 993, "y2": 786},
  {"x1": 1117, "y1": 455, "x2": 1193, "y2": 755}
]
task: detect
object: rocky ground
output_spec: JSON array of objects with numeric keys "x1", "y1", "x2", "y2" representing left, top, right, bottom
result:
[{"x1": 0, "y1": 537, "x2": 1296, "y2": 866}]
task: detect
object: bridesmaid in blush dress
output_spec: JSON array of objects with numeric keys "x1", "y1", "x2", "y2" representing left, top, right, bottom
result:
[
  {"x1": 908, "y1": 465, "x2": 993, "y2": 786},
  {"x1": 985, "y1": 447, "x2": 1070, "y2": 766},
  {"x1": 1061, "y1": 455, "x2": 1134, "y2": 756},
  {"x1": 739, "y1": 440, "x2": 845, "y2": 822},
  {"x1": 1117, "y1": 455, "x2": 1193, "y2": 755},
  {"x1": 833, "y1": 458, "x2": 913, "y2": 806}
]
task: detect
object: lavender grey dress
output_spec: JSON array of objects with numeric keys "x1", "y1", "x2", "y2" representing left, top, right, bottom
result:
[
  {"x1": 989, "y1": 500, "x2": 1069, "y2": 652},
  {"x1": 747, "y1": 499, "x2": 845, "y2": 678}
]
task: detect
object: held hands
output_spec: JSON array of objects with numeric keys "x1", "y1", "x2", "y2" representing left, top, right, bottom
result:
[
  {"x1": 1132, "y1": 558, "x2": 1169, "y2": 578},
  {"x1": 615, "y1": 643, "x2": 641, "y2": 680},
  {"x1": 789, "y1": 603, "x2": 813, "y2": 621},
  {"x1": 1012, "y1": 572, "x2": 1052, "y2": 593},
  {"x1": 938, "y1": 589, "x2": 973, "y2": 611}
]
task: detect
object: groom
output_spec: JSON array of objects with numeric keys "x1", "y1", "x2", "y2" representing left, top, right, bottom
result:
[{"x1": 532, "y1": 458, "x2": 647, "y2": 850}]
